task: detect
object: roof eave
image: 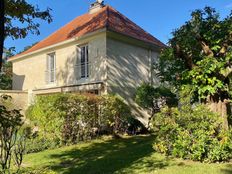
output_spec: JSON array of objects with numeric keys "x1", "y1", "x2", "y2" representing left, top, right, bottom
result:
[
  {"x1": 106, "y1": 29, "x2": 166, "y2": 52},
  {"x1": 9, "y1": 28, "x2": 107, "y2": 62},
  {"x1": 9, "y1": 27, "x2": 166, "y2": 62}
]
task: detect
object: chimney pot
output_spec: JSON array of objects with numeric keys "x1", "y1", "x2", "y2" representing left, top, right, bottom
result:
[{"x1": 89, "y1": 0, "x2": 104, "y2": 14}]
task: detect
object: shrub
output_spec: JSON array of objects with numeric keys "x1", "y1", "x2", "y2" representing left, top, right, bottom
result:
[
  {"x1": 53, "y1": 94, "x2": 98, "y2": 144},
  {"x1": 152, "y1": 105, "x2": 232, "y2": 162},
  {"x1": 100, "y1": 95, "x2": 131, "y2": 134},
  {"x1": 0, "y1": 95, "x2": 26, "y2": 173},
  {"x1": 26, "y1": 136, "x2": 60, "y2": 154},
  {"x1": 26, "y1": 94, "x2": 64, "y2": 143},
  {"x1": 135, "y1": 83, "x2": 178, "y2": 129},
  {"x1": 26, "y1": 93, "x2": 133, "y2": 149}
]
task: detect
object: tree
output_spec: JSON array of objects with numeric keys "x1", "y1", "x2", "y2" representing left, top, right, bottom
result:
[
  {"x1": 0, "y1": 61, "x2": 12, "y2": 90},
  {"x1": 0, "y1": 48, "x2": 14, "y2": 90},
  {"x1": 157, "y1": 7, "x2": 232, "y2": 129},
  {"x1": 0, "y1": 0, "x2": 52, "y2": 69},
  {"x1": 0, "y1": 0, "x2": 4, "y2": 70},
  {"x1": 0, "y1": 95, "x2": 24, "y2": 173}
]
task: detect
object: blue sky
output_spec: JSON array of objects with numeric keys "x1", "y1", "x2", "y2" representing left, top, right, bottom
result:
[{"x1": 5, "y1": 0, "x2": 232, "y2": 53}]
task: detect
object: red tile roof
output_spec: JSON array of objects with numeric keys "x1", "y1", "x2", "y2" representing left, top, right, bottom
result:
[{"x1": 11, "y1": 6, "x2": 166, "y2": 59}]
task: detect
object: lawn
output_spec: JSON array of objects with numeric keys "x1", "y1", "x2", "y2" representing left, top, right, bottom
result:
[{"x1": 23, "y1": 135, "x2": 232, "y2": 174}]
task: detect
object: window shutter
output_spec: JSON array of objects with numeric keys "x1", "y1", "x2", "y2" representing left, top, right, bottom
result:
[
  {"x1": 76, "y1": 47, "x2": 81, "y2": 65},
  {"x1": 76, "y1": 47, "x2": 81, "y2": 80},
  {"x1": 46, "y1": 53, "x2": 56, "y2": 84},
  {"x1": 45, "y1": 55, "x2": 49, "y2": 84}
]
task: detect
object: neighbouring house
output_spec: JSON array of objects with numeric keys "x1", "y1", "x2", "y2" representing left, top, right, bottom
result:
[{"x1": 6, "y1": 1, "x2": 166, "y2": 124}]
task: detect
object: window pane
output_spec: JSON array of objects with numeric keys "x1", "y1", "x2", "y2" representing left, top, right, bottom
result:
[
  {"x1": 86, "y1": 46, "x2": 89, "y2": 63},
  {"x1": 81, "y1": 64, "x2": 85, "y2": 78},
  {"x1": 81, "y1": 46, "x2": 85, "y2": 78},
  {"x1": 81, "y1": 47, "x2": 85, "y2": 65},
  {"x1": 50, "y1": 55, "x2": 55, "y2": 70}
]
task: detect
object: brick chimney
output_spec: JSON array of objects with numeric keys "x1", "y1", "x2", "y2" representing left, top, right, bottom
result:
[{"x1": 89, "y1": 0, "x2": 105, "y2": 14}]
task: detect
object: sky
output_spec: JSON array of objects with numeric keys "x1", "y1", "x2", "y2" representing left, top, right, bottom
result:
[{"x1": 5, "y1": 0, "x2": 232, "y2": 53}]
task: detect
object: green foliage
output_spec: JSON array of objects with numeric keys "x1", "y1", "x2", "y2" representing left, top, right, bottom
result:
[
  {"x1": 156, "y1": 7, "x2": 232, "y2": 101},
  {"x1": 135, "y1": 83, "x2": 178, "y2": 113},
  {"x1": 21, "y1": 135, "x2": 232, "y2": 174},
  {"x1": 135, "y1": 83, "x2": 157, "y2": 109},
  {"x1": 0, "y1": 62, "x2": 12, "y2": 90},
  {"x1": 1, "y1": 48, "x2": 14, "y2": 90},
  {"x1": 26, "y1": 94, "x2": 64, "y2": 141},
  {"x1": 1, "y1": 0, "x2": 52, "y2": 69},
  {"x1": 187, "y1": 57, "x2": 226, "y2": 99},
  {"x1": 0, "y1": 95, "x2": 25, "y2": 173},
  {"x1": 5, "y1": 0, "x2": 52, "y2": 40},
  {"x1": 101, "y1": 95, "x2": 131, "y2": 133},
  {"x1": 26, "y1": 136, "x2": 60, "y2": 154},
  {"x1": 155, "y1": 48, "x2": 186, "y2": 87},
  {"x1": 26, "y1": 93, "x2": 132, "y2": 150},
  {"x1": 153, "y1": 105, "x2": 232, "y2": 162}
]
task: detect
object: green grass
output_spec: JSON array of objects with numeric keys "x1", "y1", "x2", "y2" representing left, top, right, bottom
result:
[{"x1": 23, "y1": 135, "x2": 232, "y2": 174}]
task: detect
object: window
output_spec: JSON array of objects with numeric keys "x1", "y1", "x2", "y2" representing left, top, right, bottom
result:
[
  {"x1": 80, "y1": 45, "x2": 89, "y2": 79},
  {"x1": 46, "y1": 53, "x2": 56, "y2": 84}
]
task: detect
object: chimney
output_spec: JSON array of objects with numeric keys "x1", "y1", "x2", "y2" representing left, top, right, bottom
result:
[{"x1": 89, "y1": 0, "x2": 105, "y2": 14}]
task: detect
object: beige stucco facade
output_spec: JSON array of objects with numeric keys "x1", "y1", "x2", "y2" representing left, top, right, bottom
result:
[
  {"x1": 106, "y1": 34, "x2": 159, "y2": 124},
  {"x1": 12, "y1": 32, "x2": 107, "y2": 92},
  {"x1": 9, "y1": 30, "x2": 160, "y2": 124}
]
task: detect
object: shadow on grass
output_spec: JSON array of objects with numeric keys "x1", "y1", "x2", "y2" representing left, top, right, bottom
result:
[
  {"x1": 221, "y1": 164, "x2": 232, "y2": 174},
  {"x1": 45, "y1": 135, "x2": 169, "y2": 174}
]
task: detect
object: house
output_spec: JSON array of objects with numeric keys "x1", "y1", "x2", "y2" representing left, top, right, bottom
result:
[{"x1": 7, "y1": 1, "x2": 166, "y2": 124}]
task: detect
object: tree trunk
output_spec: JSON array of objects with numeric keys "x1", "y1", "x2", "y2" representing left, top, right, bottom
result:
[
  {"x1": 208, "y1": 99, "x2": 229, "y2": 130},
  {"x1": 0, "y1": 0, "x2": 5, "y2": 70}
]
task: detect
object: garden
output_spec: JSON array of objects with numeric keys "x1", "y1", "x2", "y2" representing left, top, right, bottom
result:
[{"x1": 0, "y1": 5, "x2": 231, "y2": 174}]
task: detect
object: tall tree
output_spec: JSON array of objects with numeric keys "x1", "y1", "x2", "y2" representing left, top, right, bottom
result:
[
  {"x1": 157, "y1": 7, "x2": 232, "y2": 129},
  {"x1": 0, "y1": 0, "x2": 52, "y2": 69},
  {"x1": 0, "y1": 0, "x2": 4, "y2": 70}
]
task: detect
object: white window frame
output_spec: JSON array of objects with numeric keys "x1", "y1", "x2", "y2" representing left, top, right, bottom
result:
[
  {"x1": 79, "y1": 45, "x2": 89, "y2": 79},
  {"x1": 46, "y1": 52, "x2": 56, "y2": 84}
]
